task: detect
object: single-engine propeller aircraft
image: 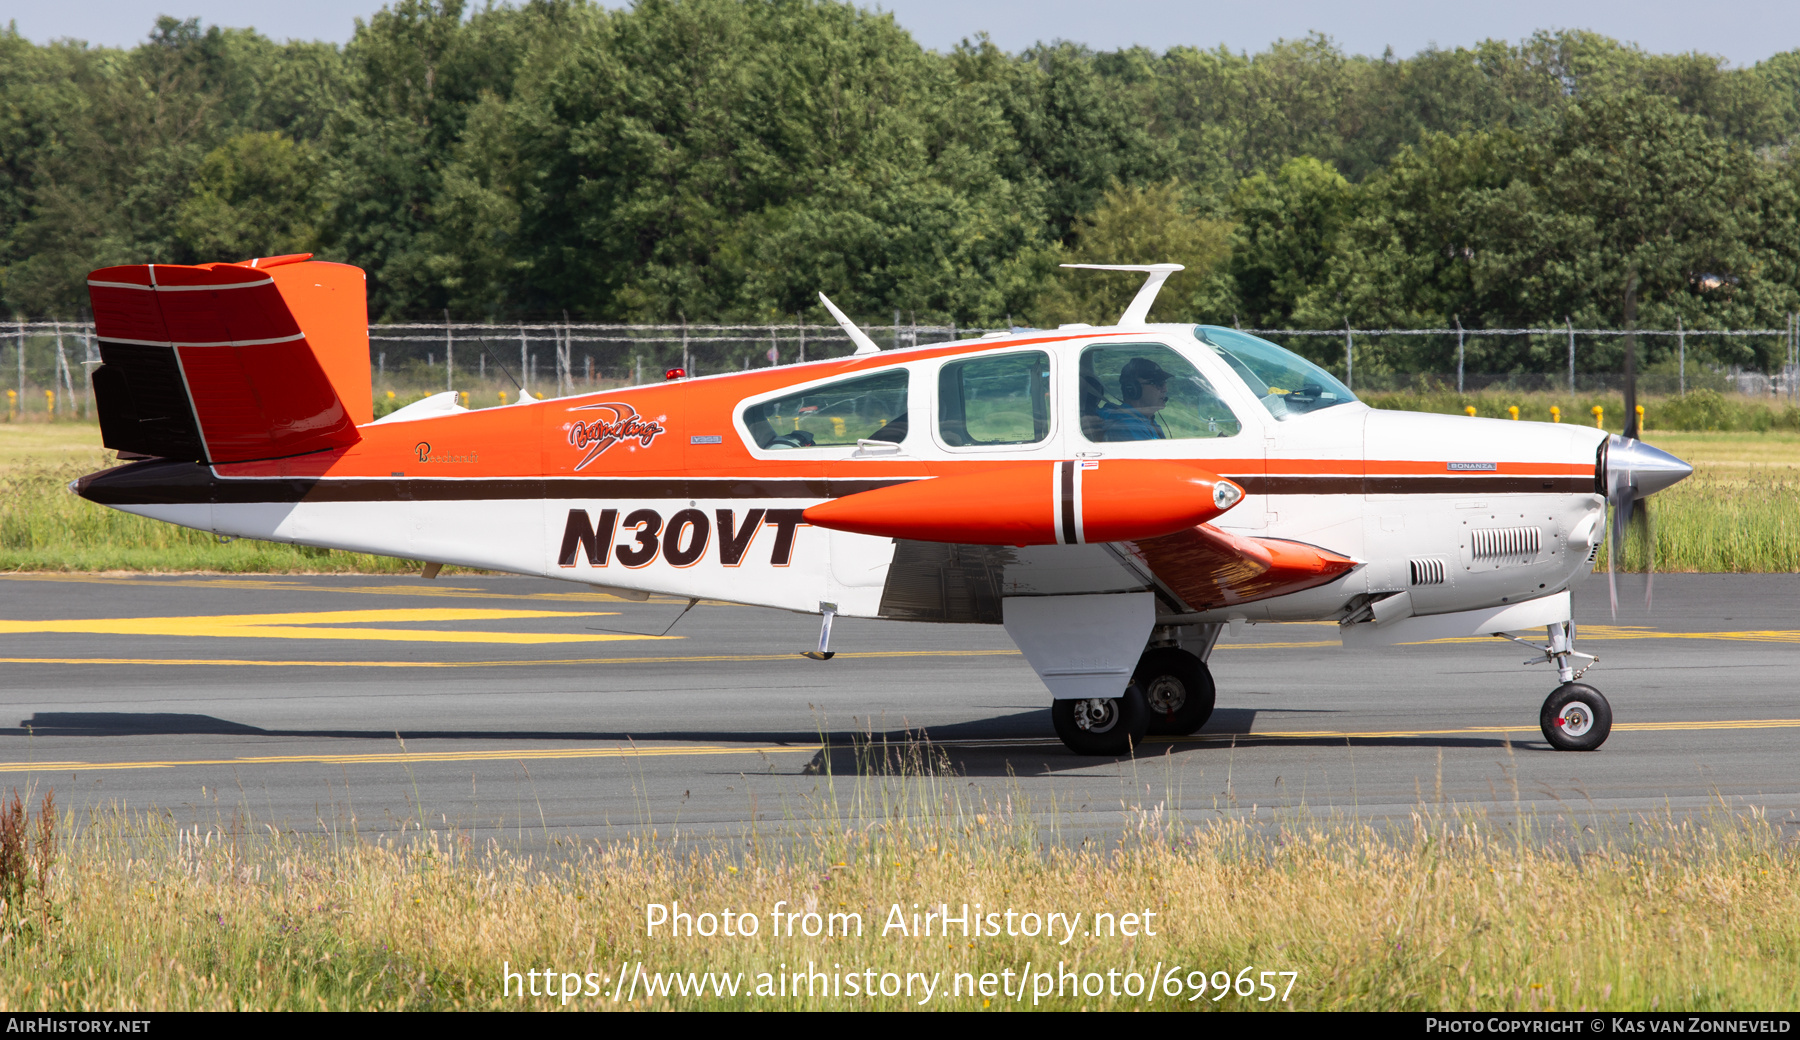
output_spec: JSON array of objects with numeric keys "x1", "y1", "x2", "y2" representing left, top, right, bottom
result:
[{"x1": 75, "y1": 256, "x2": 1692, "y2": 755}]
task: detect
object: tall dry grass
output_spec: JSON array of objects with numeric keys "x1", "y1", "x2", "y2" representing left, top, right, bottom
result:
[{"x1": 0, "y1": 754, "x2": 1795, "y2": 1012}]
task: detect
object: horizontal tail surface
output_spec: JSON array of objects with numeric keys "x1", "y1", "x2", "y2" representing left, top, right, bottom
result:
[{"x1": 87, "y1": 256, "x2": 368, "y2": 464}]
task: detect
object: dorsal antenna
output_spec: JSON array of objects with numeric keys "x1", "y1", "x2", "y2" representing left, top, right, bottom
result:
[
  {"x1": 1060, "y1": 263, "x2": 1184, "y2": 326},
  {"x1": 817, "y1": 292, "x2": 881, "y2": 355}
]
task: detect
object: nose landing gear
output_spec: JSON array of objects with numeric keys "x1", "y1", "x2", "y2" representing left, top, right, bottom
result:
[{"x1": 1502, "y1": 621, "x2": 1612, "y2": 751}]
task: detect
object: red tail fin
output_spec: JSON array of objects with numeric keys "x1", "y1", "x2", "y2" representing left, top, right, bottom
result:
[{"x1": 87, "y1": 256, "x2": 368, "y2": 464}]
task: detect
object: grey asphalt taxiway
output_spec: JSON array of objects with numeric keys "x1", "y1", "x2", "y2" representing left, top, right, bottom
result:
[{"x1": 0, "y1": 571, "x2": 1795, "y2": 845}]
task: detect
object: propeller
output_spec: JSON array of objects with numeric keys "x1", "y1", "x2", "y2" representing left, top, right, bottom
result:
[{"x1": 1603, "y1": 433, "x2": 1691, "y2": 617}]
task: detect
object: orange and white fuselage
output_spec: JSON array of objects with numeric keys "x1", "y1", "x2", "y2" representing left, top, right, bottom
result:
[{"x1": 77, "y1": 258, "x2": 1677, "y2": 738}]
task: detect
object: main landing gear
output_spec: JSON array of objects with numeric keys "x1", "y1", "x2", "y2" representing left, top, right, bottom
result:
[
  {"x1": 1052, "y1": 641, "x2": 1218, "y2": 756},
  {"x1": 1504, "y1": 621, "x2": 1612, "y2": 752}
]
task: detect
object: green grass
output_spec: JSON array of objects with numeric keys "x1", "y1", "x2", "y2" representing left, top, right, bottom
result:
[{"x1": 0, "y1": 425, "x2": 424, "y2": 574}]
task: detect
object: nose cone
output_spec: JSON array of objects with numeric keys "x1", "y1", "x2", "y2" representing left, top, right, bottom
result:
[{"x1": 1608, "y1": 434, "x2": 1693, "y2": 500}]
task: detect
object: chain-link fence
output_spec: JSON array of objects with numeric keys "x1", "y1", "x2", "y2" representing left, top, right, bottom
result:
[{"x1": 7, "y1": 318, "x2": 1797, "y2": 420}]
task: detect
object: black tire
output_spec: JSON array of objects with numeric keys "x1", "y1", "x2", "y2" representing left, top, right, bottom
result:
[
  {"x1": 1135, "y1": 648, "x2": 1216, "y2": 736},
  {"x1": 1540, "y1": 682, "x2": 1612, "y2": 751},
  {"x1": 1051, "y1": 685, "x2": 1150, "y2": 756}
]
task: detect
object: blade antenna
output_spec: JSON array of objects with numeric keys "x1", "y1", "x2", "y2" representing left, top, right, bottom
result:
[
  {"x1": 1059, "y1": 263, "x2": 1184, "y2": 326},
  {"x1": 482, "y1": 326, "x2": 524, "y2": 393},
  {"x1": 818, "y1": 293, "x2": 881, "y2": 355}
]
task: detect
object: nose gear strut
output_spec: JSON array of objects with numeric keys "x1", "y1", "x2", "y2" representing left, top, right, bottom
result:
[
  {"x1": 1498, "y1": 622, "x2": 1611, "y2": 750},
  {"x1": 1500, "y1": 620, "x2": 1597, "y2": 684}
]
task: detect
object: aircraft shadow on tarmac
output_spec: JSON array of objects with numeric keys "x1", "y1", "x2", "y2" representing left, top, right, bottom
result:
[{"x1": 13, "y1": 708, "x2": 1543, "y2": 776}]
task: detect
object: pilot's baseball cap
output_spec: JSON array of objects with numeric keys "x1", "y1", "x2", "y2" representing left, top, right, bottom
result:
[{"x1": 1122, "y1": 357, "x2": 1171, "y2": 386}]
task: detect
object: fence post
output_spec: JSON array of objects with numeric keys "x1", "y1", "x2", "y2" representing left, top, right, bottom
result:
[
  {"x1": 561, "y1": 310, "x2": 573, "y2": 397},
  {"x1": 15, "y1": 322, "x2": 23, "y2": 404},
  {"x1": 53, "y1": 321, "x2": 72, "y2": 417},
  {"x1": 769, "y1": 324, "x2": 778, "y2": 367},
  {"x1": 1677, "y1": 315, "x2": 1685, "y2": 396},
  {"x1": 444, "y1": 309, "x2": 453, "y2": 393},
  {"x1": 798, "y1": 318, "x2": 805, "y2": 363},
  {"x1": 519, "y1": 325, "x2": 528, "y2": 395},
  {"x1": 1343, "y1": 320, "x2": 1353, "y2": 392},
  {"x1": 1566, "y1": 318, "x2": 1575, "y2": 399},
  {"x1": 1454, "y1": 315, "x2": 1464, "y2": 394},
  {"x1": 83, "y1": 326, "x2": 96, "y2": 419},
  {"x1": 681, "y1": 318, "x2": 690, "y2": 377},
  {"x1": 894, "y1": 310, "x2": 901, "y2": 352}
]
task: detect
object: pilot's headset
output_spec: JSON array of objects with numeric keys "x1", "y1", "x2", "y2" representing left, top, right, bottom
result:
[{"x1": 1119, "y1": 357, "x2": 1168, "y2": 403}]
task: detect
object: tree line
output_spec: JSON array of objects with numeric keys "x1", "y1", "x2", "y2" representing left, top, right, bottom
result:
[{"x1": 5, "y1": 0, "x2": 1800, "y2": 373}]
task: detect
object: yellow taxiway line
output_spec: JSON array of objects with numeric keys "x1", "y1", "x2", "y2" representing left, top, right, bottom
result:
[
  {"x1": 1, "y1": 623, "x2": 1795, "y2": 667},
  {"x1": 1167, "y1": 718, "x2": 1800, "y2": 741},
  {"x1": 0, "y1": 648, "x2": 1021, "y2": 668},
  {"x1": 0, "y1": 608, "x2": 672, "y2": 645},
  {"x1": 4, "y1": 719, "x2": 1799, "y2": 775},
  {"x1": 0, "y1": 743, "x2": 822, "y2": 774},
  {"x1": 0, "y1": 574, "x2": 692, "y2": 604}
]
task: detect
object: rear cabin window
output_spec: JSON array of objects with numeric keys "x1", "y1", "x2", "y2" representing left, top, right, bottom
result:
[
  {"x1": 937, "y1": 351, "x2": 1051, "y2": 446},
  {"x1": 741, "y1": 369, "x2": 909, "y2": 449},
  {"x1": 1078, "y1": 342, "x2": 1241, "y2": 442}
]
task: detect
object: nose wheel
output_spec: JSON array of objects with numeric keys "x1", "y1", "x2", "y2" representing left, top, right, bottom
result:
[{"x1": 1540, "y1": 682, "x2": 1612, "y2": 751}]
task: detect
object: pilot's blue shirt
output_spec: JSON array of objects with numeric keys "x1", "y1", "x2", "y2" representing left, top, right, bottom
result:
[{"x1": 1097, "y1": 405, "x2": 1166, "y2": 441}]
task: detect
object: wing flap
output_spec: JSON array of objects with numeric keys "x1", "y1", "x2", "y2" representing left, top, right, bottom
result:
[{"x1": 1129, "y1": 524, "x2": 1358, "y2": 611}]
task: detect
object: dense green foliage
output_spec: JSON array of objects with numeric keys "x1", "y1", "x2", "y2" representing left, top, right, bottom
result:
[{"x1": 8, "y1": 1, "x2": 1800, "y2": 373}]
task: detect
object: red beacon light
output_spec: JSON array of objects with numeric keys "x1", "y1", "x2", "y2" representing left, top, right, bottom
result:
[{"x1": 664, "y1": 367, "x2": 687, "y2": 380}]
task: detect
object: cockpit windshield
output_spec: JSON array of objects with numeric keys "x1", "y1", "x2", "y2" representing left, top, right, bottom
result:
[{"x1": 1193, "y1": 326, "x2": 1357, "y2": 421}]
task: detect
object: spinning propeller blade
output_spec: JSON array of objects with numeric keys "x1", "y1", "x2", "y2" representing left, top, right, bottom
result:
[{"x1": 1602, "y1": 433, "x2": 1691, "y2": 618}]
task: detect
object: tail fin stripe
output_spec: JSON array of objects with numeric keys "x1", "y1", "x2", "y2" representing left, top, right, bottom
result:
[
  {"x1": 102, "y1": 332, "x2": 308, "y2": 350},
  {"x1": 88, "y1": 278, "x2": 275, "y2": 292}
]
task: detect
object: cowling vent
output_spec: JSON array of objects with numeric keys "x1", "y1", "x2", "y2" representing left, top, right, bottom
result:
[
  {"x1": 1409, "y1": 557, "x2": 1447, "y2": 586},
  {"x1": 1470, "y1": 526, "x2": 1541, "y2": 560}
]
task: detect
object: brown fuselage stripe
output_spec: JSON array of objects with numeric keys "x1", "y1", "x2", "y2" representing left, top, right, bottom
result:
[
  {"x1": 1240, "y1": 475, "x2": 1596, "y2": 495},
  {"x1": 77, "y1": 461, "x2": 1597, "y2": 507}
]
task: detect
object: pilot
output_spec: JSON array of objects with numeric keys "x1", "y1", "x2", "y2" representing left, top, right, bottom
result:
[{"x1": 1098, "y1": 357, "x2": 1172, "y2": 440}]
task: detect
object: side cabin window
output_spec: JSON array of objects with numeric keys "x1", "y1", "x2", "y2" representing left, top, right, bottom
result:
[
  {"x1": 1078, "y1": 342, "x2": 1241, "y2": 443},
  {"x1": 742, "y1": 369, "x2": 909, "y2": 449},
  {"x1": 937, "y1": 350, "x2": 1051, "y2": 447}
]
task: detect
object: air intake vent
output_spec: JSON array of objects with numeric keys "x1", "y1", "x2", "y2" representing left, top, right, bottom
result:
[
  {"x1": 1409, "y1": 558, "x2": 1447, "y2": 586},
  {"x1": 1471, "y1": 526, "x2": 1541, "y2": 560}
]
